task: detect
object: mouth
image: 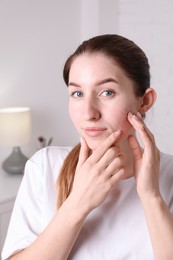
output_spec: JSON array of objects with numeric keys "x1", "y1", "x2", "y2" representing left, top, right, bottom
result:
[{"x1": 83, "y1": 127, "x2": 107, "y2": 137}]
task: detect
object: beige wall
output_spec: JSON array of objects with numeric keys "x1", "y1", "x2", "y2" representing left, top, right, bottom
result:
[{"x1": 0, "y1": 0, "x2": 173, "y2": 161}]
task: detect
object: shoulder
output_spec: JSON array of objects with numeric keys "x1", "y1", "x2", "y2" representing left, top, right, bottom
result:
[
  {"x1": 31, "y1": 146, "x2": 72, "y2": 159},
  {"x1": 160, "y1": 152, "x2": 173, "y2": 180},
  {"x1": 25, "y1": 146, "x2": 73, "y2": 181},
  {"x1": 160, "y1": 152, "x2": 173, "y2": 171},
  {"x1": 28, "y1": 146, "x2": 73, "y2": 167},
  {"x1": 159, "y1": 152, "x2": 173, "y2": 209}
]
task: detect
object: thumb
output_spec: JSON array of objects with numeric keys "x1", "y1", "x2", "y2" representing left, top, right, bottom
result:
[
  {"x1": 77, "y1": 137, "x2": 90, "y2": 169},
  {"x1": 128, "y1": 135, "x2": 142, "y2": 161}
]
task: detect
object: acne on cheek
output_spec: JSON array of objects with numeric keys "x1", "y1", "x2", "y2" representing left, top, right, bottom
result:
[
  {"x1": 122, "y1": 120, "x2": 133, "y2": 134},
  {"x1": 116, "y1": 110, "x2": 133, "y2": 134},
  {"x1": 121, "y1": 119, "x2": 132, "y2": 133}
]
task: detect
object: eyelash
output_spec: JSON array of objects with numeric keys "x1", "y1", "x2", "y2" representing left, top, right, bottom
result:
[
  {"x1": 70, "y1": 89, "x2": 115, "y2": 98},
  {"x1": 100, "y1": 89, "x2": 115, "y2": 97},
  {"x1": 70, "y1": 91, "x2": 83, "y2": 98}
]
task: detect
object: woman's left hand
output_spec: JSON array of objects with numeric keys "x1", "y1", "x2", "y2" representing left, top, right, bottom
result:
[{"x1": 127, "y1": 112, "x2": 160, "y2": 199}]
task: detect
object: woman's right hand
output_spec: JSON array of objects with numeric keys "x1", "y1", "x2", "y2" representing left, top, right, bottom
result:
[{"x1": 69, "y1": 131, "x2": 125, "y2": 216}]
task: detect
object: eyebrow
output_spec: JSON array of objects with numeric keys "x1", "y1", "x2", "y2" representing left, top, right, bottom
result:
[{"x1": 68, "y1": 78, "x2": 119, "y2": 87}]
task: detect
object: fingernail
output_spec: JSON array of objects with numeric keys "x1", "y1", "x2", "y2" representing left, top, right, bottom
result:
[
  {"x1": 114, "y1": 130, "x2": 121, "y2": 137},
  {"x1": 137, "y1": 112, "x2": 142, "y2": 119},
  {"x1": 128, "y1": 112, "x2": 142, "y2": 121},
  {"x1": 128, "y1": 112, "x2": 135, "y2": 117}
]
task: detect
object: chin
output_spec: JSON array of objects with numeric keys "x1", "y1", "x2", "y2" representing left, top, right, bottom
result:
[{"x1": 85, "y1": 140, "x2": 100, "y2": 151}]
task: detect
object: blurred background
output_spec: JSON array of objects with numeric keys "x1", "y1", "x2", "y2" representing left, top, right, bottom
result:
[{"x1": 0, "y1": 0, "x2": 173, "y2": 160}]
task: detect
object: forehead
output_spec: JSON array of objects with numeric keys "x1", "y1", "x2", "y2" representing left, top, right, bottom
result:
[
  {"x1": 69, "y1": 53, "x2": 134, "y2": 88},
  {"x1": 70, "y1": 53, "x2": 123, "y2": 79}
]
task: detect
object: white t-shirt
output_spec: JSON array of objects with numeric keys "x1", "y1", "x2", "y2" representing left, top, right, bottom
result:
[{"x1": 2, "y1": 146, "x2": 173, "y2": 260}]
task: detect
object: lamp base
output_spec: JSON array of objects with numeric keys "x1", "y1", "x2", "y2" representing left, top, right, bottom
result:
[{"x1": 2, "y1": 147, "x2": 28, "y2": 174}]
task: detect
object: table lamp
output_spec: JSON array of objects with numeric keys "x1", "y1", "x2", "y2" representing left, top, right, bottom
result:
[{"x1": 0, "y1": 107, "x2": 31, "y2": 174}]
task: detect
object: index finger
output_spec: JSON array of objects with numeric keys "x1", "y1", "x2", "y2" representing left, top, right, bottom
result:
[
  {"x1": 77, "y1": 137, "x2": 90, "y2": 169},
  {"x1": 127, "y1": 112, "x2": 155, "y2": 149},
  {"x1": 91, "y1": 130, "x2": 122, "y2": 163}
]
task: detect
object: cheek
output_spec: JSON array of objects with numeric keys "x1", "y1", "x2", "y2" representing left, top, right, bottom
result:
[
  {"x1": 69, "y1": 104, "x2": 81, "y2": 130},
  {"x1": 69, "y1": 106, "x2": 76, "y2": 123},
  {"x1": 108, "y1": 106, "x2": 132, "y2": 133}
]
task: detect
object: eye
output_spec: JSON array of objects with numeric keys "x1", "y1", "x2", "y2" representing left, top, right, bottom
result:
[
  {"x1": 71, "y1": 91, "x2": 83, "y2": 98},
  {"x1": 100, "y1": 90, "x2": 115, "y2": 97}
]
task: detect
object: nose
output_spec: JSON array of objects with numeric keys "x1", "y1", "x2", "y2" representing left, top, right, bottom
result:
[{"x1": 83, "y1": 98, "x2": 101, "y2": 121}]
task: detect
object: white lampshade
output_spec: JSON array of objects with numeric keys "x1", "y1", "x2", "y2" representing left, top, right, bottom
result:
[{"x1": 0, "y1": 107, "x2": 31, "y2": 147}]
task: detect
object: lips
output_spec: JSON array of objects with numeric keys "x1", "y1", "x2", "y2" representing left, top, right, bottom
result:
[{"x1": 83, "y1": 127, "x2": 107, "y2": 137}]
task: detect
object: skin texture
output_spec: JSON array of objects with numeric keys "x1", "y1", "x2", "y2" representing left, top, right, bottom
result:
[
  {"x1": 68, "y1": 53, "x2": 143, "y2": 150},
  {"x1": 68, "y1": 52, "x2": 158, "y2": 205}
]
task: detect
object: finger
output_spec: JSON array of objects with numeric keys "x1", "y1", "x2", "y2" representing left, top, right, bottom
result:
[
  {"x1": 105, "y1": 154, "x2": 124, "y2": 177},
  {"x1": 110, "y1": 168, "x2": 125, "y2": 185},
  {"x1": 92, "y1": 130, "x2": 121, "y2": 163},
  {"x1": 77, "y1": 137, "x2": 90, "y2": 169},
  {"x1": 136, "y1": 112, "x2": 155, "y2": 144},
  {"x1": 98, "y1": 145, "x2": 121, "y2": 170},
  {"x1": 127, "y1": 112, "x2": 155, "y2": 148},
  {"x1": 128, "y1": 135, "x2": 142, "y2": 161}
]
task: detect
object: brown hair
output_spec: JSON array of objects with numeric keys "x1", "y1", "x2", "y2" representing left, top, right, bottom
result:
[
  {"x1": 57, "y1": 144, "x2": 80, "y2": 208},
  {"x1": 57, "y1": 34, "x2": 151, "y2": 208}
]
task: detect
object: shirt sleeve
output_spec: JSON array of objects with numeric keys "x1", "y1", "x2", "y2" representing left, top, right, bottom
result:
[{"x1": 1, "y1": 151, "x2": 44, "y2": 260}]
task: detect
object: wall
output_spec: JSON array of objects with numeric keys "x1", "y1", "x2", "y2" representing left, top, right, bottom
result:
[
  {"x1": 0, "y1": 0, "x2": 119, "y2": 161},
  {"x1": 0, "y1": 0, "x2": 81, "y2": 160},
  {"x1": 117, "y1": 0, "x2": 173, "y2": 154},
  {"x1": 80, "y1": 0, "x2": 118, "y2": 41},
  {"x1": 79, "y1": 0, "x2": 173, "y2": 155},
  {"x1": 0, "y1": 0, "x2": 173, "y2": 162}
]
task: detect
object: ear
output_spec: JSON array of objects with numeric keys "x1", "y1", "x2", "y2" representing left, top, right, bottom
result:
[{"x1": 138, "y1": 88, "x2": 157, "y2": 115}]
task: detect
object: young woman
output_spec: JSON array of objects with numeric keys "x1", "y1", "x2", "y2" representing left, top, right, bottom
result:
[{"x1": 2, "y1": 34, "x2": 173, "y2": 260}]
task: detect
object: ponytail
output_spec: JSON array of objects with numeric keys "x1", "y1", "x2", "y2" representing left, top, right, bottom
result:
[{"x1": 57, "y1": 144, "x2": 80, "y2": 208}]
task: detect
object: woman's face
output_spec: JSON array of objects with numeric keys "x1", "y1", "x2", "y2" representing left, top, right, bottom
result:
[{"x1": 68, "y1": 53, "x2": 143, "y2": 150}]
